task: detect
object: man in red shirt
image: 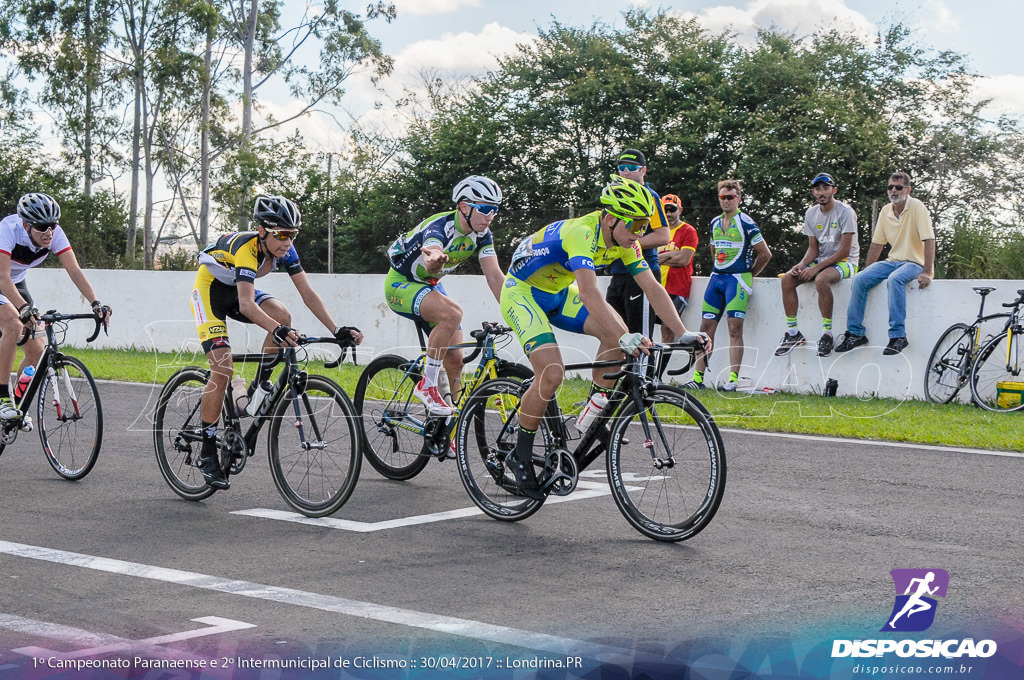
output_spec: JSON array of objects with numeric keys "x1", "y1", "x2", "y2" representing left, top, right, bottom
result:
[
  {"x1": 654, "y1": 194, "x2": 699, "y2": 377},
  {"x1": 655, "y1": 194, "x2": 698, "y2": 340}
]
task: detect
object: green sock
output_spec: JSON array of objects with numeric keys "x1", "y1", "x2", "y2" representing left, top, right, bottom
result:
[
  {"x1": 822, "y1": 317, "x2": 833, "y2": 335},
  {"x1": 786, "y1": 316, "x2": 798, "y2": 332},
  {"x1": 729, "y1": 371, "x2": 738, "y2": 383},
  {"x1": 692, "y1": 370, "x2": 704, "y2": 384}
]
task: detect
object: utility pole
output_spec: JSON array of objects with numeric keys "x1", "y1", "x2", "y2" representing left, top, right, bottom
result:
[{"x1": 326, "y1": 153, "x2": 334, "y2": 274}]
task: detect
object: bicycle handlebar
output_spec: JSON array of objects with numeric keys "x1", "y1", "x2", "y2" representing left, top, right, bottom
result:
[
  {"x1": 462, "y1": 322, "x2": 513, "y2": 365},
  {"x1": 39, "y1": 310, "x2": 106, "y2": 343},
  {"x1": 1002, "y1": 289, "x2": 1024, "y2": 308}
]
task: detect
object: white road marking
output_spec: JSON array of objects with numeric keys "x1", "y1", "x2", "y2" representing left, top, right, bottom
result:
[
  {"x1": 0, "y1": 540, "x2": 628, "y2": 659},
  {"x1": 716, "y1": 427, "x2": 1024, "y2": 458},
  {"x1": 10, "y1": 616, "x2": 255, "y2": 659},
  {"x1": 231, "y1": 480, "x2": 614, "y2": 530}
]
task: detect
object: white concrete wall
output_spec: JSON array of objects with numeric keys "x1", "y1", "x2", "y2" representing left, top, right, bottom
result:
[{"x1": 27, "y1": 268, "x2": 1023, "y2": 400}]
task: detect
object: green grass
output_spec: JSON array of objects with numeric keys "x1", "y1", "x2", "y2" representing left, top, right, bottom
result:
[{"x1": 61, "y1": 346, "x2": 1023, "y2": 453}]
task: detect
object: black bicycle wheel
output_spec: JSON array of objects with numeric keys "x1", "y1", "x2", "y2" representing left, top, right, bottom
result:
[
  {"x1": 969, "y1": 331, "x2": 1024, "y2": 413},
  {"x1": 267, "y1": 375, "x2": 362, "y2": 517},
  {"x1": 455, "y1": 377, "x2": 548, "y2": 522},
  {"x1": 353, "y1": 354, "x2": 431, "y2": 480},
  {"x1": 153, "y1": 367, "x2": 216, "y2": 501},
  {"x1": 606, "y1": 386, "x2": 726, "y2": 542},
  {"x1": 924, "y1": 323, "x2": 973, "y2": 404},
  {"x1": 36, "y1": 355, "x2": 102, "y2": 480}
]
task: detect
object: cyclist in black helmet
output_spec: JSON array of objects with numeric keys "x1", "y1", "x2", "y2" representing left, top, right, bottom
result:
[
  {"x1": 190, "y1": 194, "x2": 362, "y2": 489},
  {"x1": 0, "y1": 193, "x2": 112, "y2": 420}
]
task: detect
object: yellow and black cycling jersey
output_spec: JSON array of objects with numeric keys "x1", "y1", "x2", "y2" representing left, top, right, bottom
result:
[{"x1": 198, "y1": 231, "x2": 302, "y2": 285}]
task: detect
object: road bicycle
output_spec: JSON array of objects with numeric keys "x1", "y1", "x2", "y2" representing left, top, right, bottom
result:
[
  {"x1": 924, "y1": 286, "x2": 1010, "y2": 404},
  {"x1": 153, "y1": 336, "x2": 362, "y2": 516},
  {"x1": 453, "y1": 340, "x2": 726, "y2": 542},
  {"x1": 0, "y1": 310, "x2": 105, "y2": 480},
  {"x1": 353, "y1": 322, "x2": 531, "y2": 480},
  {"x1": 968, "y1": 288, "x2": 1024, "y2": 413}
]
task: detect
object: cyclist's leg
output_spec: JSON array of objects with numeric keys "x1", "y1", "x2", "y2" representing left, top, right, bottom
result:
[
  {"x1": 441, "y1": 328, "x2": 464, "y2": 402},
  {"x1": 0, "y1": 297, "x2": 24, "y2": 417},
  {"x1": 722, "y1": 273, "x2": 753, "y2": 385},
  {"x1": 190, "y1": 268, "x2": 232, "y2": 489},
  {"x1": 500, "y1": 277, "x2": 563, "y2": 500}
]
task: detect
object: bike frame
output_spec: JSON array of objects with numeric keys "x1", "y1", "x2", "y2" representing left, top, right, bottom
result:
[
  {"x1": 12, "y1": 312, "x2": 102, "y2": 424},
  {"x1": 376, "y1": 328, "x2": 519, "y2": 447},
  {"x1": 173, "y1": 337, "x2": 346, "y2": 464},
  {"x1": 493, "y1": 345, "x2": 698, "y2": 475}
]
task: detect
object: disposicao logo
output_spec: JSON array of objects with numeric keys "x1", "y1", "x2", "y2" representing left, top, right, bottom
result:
[
  {"x1": 831, "y1": 569, "x2": 997, "y2": 660},
  {"x1": 882, "y1": 568, "x2": 948, "y2": 632}
]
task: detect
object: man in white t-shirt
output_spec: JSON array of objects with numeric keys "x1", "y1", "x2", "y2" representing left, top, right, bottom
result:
[
  {"x1": 774, "y1": 173, "x2": 859, "y2": 357},
  {"x1": 0, "y1": 193, "x2": 111, "y2": 419}
]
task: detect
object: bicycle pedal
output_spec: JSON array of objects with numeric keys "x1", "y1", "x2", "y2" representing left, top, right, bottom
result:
[{"x1": 19, "y1": 416, "x2": 33, "y2": 432}]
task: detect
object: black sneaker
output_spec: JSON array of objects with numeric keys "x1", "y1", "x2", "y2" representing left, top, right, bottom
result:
[
  {"x1": 198, "y1": 438, "x2": 230, "y2": 490},
  {"x1": 817, "y1": 334, "x2": 834, "y2": 357},
  {"x1": 774, "y1": 331, "x2": 805, "y2": 356},
  {"x1": 508, "y1": 451, "x2": 544, "y2": 501},
  {"x1": 681, "y1": 380, "x2": 706, "y2": 390},
  {"x1": 834, "y1": 333, "x2": 868, "y2": 353},
  {"x1": 883, "y1": 337, "x2": 909, "y2": 355}
]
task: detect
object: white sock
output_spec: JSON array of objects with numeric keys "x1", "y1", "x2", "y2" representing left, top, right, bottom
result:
[{"x1": 424, "y1": 356, "x2": 443, "y2": 388}]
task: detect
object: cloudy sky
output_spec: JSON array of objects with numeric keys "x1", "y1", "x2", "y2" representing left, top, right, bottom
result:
[{"x1": 275, "y1": 0, "x2": 1023, "y2": 150}]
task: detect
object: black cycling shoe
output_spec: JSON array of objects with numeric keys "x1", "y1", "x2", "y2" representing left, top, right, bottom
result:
[
  {"x1": 198, "y1": 439, "x2": 230, "y2": 490},
  {"x1": 508, "y1": 452, "x2": 545, "y2": 501}
]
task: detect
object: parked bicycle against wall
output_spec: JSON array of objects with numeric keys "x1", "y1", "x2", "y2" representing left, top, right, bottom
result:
[
  {"x1": 924, "y1": 286, "x2": 1010, "y2": 404},
  {"x1": 454, "y1": 340, "x2": 726, "y2": 542},
  {"x1": 153, "y1": 336, "x2": 362, "y2": 516},
  {"x1": 0, "y1": 310, "x2": 105, "y2": 480},
  {"x1": 969, "y1": 288, "x2": 1024, "y2": 413},
  {"x1": 353, "y1": 322, "x2": 531, "y2": 480}
]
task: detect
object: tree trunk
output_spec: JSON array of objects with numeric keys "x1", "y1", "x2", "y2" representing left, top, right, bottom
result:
[
  {"x1": 200, "y1": 27, "x2": 213, "y2": 247},
  {"x1": 238, "y1": 0, "x2": 258, "y2": 231}
]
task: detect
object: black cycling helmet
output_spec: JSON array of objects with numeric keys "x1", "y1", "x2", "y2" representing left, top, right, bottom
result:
[
  {"x1": 17, "y1": 193, "x2": 61, "y2": 226},
  {"x1": 253, "y1": 195, "x2": 302, "y2": 229}
]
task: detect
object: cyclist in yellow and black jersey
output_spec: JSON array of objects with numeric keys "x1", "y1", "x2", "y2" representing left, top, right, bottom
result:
[{"x1": 189, "y1": 195, "x2": 363, "y2": 489}]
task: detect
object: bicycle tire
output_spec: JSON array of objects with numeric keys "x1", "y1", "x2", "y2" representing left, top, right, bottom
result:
[
  {"x1": 353, "y1": 354, "x2": 431, "y2": 480},
  {"x1": 924, "y1": 323, "x2": 973, "y2": 404},
  {"x1": 969, "y1": 331, "x2": 1024, "y2": 413},
  {"x1": 36, "y1": 355, "x2": 102, "y2": 480},
  {"x1": 267, "y1": 374, "x2": 362, "y2": 517},
  {"x1": 606, "y1": 385, "x2": 726, "y2": 542},
  {"x1": 455, "y1": 377, "x2": 549, "y2": 522},
  {"x1": 153, "y1": 367, "x2": 216, "y2": 501}
]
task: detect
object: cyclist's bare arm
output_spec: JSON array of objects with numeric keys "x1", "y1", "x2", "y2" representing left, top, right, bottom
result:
[
  {"x1": 57, "y1": 250, "x2": 111, "y2": 322},
  {"x1": 236, "y1": 279, "x2": 297, "y2": 346},
  {"x1": 0, "y1": 254, "x2": 28, "y2": 309},
  {"x1": 290, "y1": 271, "x2": 339, "y2": 333},
  {"x1": 480, "y1": 255, "x2": 505, "y2": 301},
  {"x1": 634, "y1": 269, "x2": 688, "y2": 338}
]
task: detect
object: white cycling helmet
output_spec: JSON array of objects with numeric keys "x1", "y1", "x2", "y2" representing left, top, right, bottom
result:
[
  {"x1": 452, "y1": 175, "x2": 502, "y2": 205},
  {"x1": 17, "y1": 193, "x2": 61, "y2": 226}
]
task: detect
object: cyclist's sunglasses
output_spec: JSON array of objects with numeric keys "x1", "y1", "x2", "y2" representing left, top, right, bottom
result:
[
  {"x1": 608, "y1": 212, "x2": 650, "y2": 234},
  {"x1": 617, "y1": 163, "x2": 642, "y2": 172},
  {"x1": 30, "y1": 223, "x2": 57, "y2": 232},
  {"x1": 467, "y1": 203, "x2": 500, "y2": 215},
  {"x1": 265, "y1": 229, "x2": 298, "y2": 241}
]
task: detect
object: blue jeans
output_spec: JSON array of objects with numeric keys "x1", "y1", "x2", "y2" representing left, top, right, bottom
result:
[{"x1": 846, "y1": 260, "x2": 923, "y2": 339}]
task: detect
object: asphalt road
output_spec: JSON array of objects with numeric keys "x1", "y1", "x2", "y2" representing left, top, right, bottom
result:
[{"x1": 0, "y1": 380, "x2": 1020, "y2": 673}]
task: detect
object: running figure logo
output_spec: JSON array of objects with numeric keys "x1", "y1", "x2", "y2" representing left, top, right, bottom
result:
[{"x1": 881, "y1": 569, "x2": 949, "y2": 632}]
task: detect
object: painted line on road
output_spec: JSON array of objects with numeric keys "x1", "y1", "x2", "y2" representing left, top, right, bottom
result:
[
  {"x1": 0, "y1": 540, "x2": 628, "y2": 659},
  {"x1": 10, "y1": 616, "x2": 255, "y2": 660},
  {"x1": 716, "y1": 427, "x2": 1023, "y2": 458},
  {"x1": 231, "y1": 479, "x2": 614, "y2": 530}
]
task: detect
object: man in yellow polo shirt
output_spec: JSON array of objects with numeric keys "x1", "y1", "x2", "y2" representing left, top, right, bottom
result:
[{"x1": 835, "y1": 171, "x2": 935, "y2": 355}]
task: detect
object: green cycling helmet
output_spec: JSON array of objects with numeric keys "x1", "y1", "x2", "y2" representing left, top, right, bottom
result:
[{"x1": 600, "y1": 174, "x2": 655, "y2": 221}]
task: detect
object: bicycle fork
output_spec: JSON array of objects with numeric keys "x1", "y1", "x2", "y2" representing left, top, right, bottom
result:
[
  {"x1": 47, "y1": 363, "x2": 83, "y2": 422},
  {"x1": 632, "y1": 384, "x2": 676, "y2": 470}
]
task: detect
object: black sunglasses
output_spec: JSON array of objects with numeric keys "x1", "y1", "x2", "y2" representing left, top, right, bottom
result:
[
  {"x1": 31, "y1": 223, "x2": 57, "y2": 232},
  {"x1": 887, "y1": 185, "x2": 906, "y2": 191}
]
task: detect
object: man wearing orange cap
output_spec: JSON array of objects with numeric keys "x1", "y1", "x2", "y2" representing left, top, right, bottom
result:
[{"x1": 655, "y1": 194, "x2": 699, "y2": 346}]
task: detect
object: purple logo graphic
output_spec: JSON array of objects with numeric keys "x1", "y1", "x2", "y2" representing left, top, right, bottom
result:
[{"x1": 881, "y1": 569, "x2": 949, "y2": 632}]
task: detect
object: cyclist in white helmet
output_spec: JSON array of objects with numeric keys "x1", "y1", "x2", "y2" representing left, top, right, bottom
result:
[
  {"x1": 385, "y1": 175, "x2": 505, "y2": 416},
  {"x1": 0, "y1": 193, "x2": 112, "y2": 420}
]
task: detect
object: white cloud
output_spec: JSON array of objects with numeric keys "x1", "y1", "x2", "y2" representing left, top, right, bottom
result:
[
  {"x1": 675, "y1": 0, "x2": 876, "y2": 47},
  {"x1": 971, "y1": 74, "x2": 1024, "y2": 119},
  {"x1": 391, "y1": 0, "x2": 480, "y2": 16},
  {"x1": 919, "y1": 0, "x2": 959, "y2": 33}
]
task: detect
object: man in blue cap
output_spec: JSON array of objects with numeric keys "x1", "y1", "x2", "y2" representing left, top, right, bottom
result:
[{"x1": 774, "y1": 172, "x2": 859, "y2": 357}]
